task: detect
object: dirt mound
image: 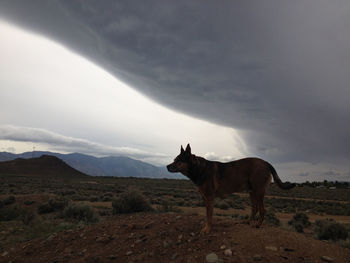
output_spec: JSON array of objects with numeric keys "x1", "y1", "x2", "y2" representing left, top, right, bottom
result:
[
  {"x1": 0, "y1": 155, "x2": 88, "y2": 178},
  {"x1": 1, "y1": 214, "x2": 349, "y2": 263}
]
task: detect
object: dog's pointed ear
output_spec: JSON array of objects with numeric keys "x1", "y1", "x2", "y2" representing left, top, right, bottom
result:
[
  {"x1": 185, "y1": 143, "x2": 191, "y2": 153},
  {"x1": 181, "y1": 145, "x2": 184, "y2": 153}
]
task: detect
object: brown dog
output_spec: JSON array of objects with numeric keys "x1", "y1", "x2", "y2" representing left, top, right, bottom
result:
[{"x1": 167, "y1": 144, "x2": 294, "y2": 233}]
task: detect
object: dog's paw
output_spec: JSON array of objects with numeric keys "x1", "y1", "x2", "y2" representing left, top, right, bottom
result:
[
  {"x1": 200, "y1": 225, "x2": 211, "y2": 234},
  {"x1": 253, "y1": 222, "x2": 262, "y2": 228}
]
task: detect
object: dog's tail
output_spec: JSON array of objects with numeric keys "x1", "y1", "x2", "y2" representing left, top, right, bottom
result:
[{"x1": 267, "y1": 162, "x2": 295, "y2": 190}]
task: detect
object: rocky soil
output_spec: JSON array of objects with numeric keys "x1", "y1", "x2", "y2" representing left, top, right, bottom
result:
[{"x1": 1, "y1": 213, "x2": 349, "y2": 263}]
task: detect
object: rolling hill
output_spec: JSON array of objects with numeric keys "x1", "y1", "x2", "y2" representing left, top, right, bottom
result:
[
  {"x1": 0, "y1": 151, "x2": 183, "y2": 179},
  {"x1": 0, "y1": 155, "x2": 88, "y2": 178}
]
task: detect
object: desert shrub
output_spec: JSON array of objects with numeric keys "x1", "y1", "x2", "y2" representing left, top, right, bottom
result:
[
  {"x1": 20, "y1": 210, "x2": 36, "y2": 225},
  {"x1": 340, "y1": 239, "x2": 350, "y2": 249},
  {"x1": 293, "y1": 222, "x2": 305, "y2": 233},
  {"x1": 194, "y1": 200, "x2": 205, "y2": 207},
  {"x1": 98, "y1": 208, "x2": 111, "y2": 216},
  {"x1": 265, "y1": 209, "x2": 281, "y2": 226},
  {"x1": 24, "y1": 200, "x2": 35, "y2": 206},
  {"x1": 63, "y1": 203, "x2": 99, "y2": 223},
  {"x1": 239, "y1": 214, "x2": 249, "y2": 220},
  {"x1": 215, "y1": 200, "x2": 230, "y2": 210},
  {"x1": 3, "y1": 196, "x2": 16, "y2": 205},
  {"x1": 38, "y1": 198, "x2": 68, "y2": 214},
  {"x1": 70, "y1": 194, "x2": 86, "y2": 201},
  {"x1": 315, "y1": 219, "x2": 348, "y2": 241},
  {"x1": 157, "y1": 200, "x2": 182, "y2": 213},
  {"x1": 38, "y1": 203, "x2": 55, "y2": 214},
  {"x1": 0, "y1": 206, "x2": 21, "y2": 221},
  {"x1": 112, "y1": 191, "x2": 153, "y2": 214},
  {"x1": 48, "y1": 198, "x2": 68, "y2": 210},
  {"x1": 229, "y1": 195, "x2": 247, "y2": 210},
  {"x1": 60, "y1": 190, "x2": 76, "y2": 196},
  {"x1": 231, "y1": 213, "x2": 240, "y2": 219},
  {"x1": 89, "y1": 196, "x2": 99, "y2": 202},
  {"x1": 288, "y1": 212, "x2": 311, "y2": 233},
  {"x1": 176, "y1": 199, "x2": 185, "y2": 206},
  {"x1": 102, "y1": 196, "x2": 112, "y2": 202}
]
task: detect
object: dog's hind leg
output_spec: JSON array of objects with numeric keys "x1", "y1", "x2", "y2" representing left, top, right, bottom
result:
[
  {"x1": 236, "y1": 192, "x2": 258, "y2": 225},
  {"x1": 255, "y1": 192, "x2": 266, "y2": 228},
  {"x1": 248, "y1": 192, "x2": 258, "y2": 224}
]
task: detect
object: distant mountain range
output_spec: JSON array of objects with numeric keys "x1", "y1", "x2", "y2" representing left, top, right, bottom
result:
[
  {"x1": 0, "y1": 151, "x2": 183, "y2": 179},
  {"x1": 0, "y1": 155, "x2": 88, "y2": 178}
]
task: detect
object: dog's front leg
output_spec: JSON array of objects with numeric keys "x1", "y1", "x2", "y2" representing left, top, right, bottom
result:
[{"x1": 201, "y1": 198, "x2": 214, "y2": 234}]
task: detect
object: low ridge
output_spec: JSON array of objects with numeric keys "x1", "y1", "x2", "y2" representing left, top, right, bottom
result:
[{"x1": 0, "y1": 155, "x2": 88, "y2": 178}]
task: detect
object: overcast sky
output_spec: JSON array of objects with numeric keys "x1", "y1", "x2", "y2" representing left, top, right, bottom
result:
[{"x1": 0, "y1": 0, "x2": 350, "y2": 182}]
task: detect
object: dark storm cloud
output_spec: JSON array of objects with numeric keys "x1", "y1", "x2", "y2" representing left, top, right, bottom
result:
[{"x1": 1, "y1": 1, "x2": 350, "y2": 170}]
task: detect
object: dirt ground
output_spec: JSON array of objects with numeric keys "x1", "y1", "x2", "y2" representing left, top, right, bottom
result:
[{"x1": 1, "y1": 213, "x2": 349, "y2": 263}]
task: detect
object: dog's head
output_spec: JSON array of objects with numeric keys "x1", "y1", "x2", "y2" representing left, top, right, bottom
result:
[{"x1": 167, "y1": 143, "x2": 192, "y2": 175}]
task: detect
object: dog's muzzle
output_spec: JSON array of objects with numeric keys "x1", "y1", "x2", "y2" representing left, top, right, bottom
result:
[{"x1": 167, "y1": 163, "x2": 177, "y2": 173}]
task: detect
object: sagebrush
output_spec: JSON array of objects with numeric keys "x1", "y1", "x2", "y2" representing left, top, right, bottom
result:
[{"x1": 112, "y1": 191, "x2": 153, "y2": 214}]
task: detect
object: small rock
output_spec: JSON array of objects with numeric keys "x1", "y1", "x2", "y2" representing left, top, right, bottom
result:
[
  {"x1": 220, "y1": 245, "x2": 226, "y2": 250},
  {"x1": 265, "y1": 246, "x2": 278, "y2": 251},
  {"x1": 24, "y1": 247, "x2": 32, "y2": 255},
  {"x1": 126, "y1": 251, "x2": 133, "y2": 256},
  {"x1": 224, "y1": 249, "x2": 232, "y2": 256},
  {"x1": 159, "y1": 231, "x2": 167, "y2": 237},
  {"x1": 175, "y1": 215, "x2": 182, "y2": 220},
  {"x1": 171, "y1": 253, "x2": 179, "y2": 260},
  {"x1": 175, "y1": 226, "x2": 183, "y2": 232},
  {"x1": 320, "y1": 256, "x2": 334, "y2": 262},
  {"x1": 284, "y1": 247, "x2": 295, "y2": 252},
  {"x1": 190, "y1": 232, "x2": 195, "y2": 237},
  {"x1": 135, "y1": 254, "x2": 145, "y2": 261},
  {"x1": 1, "y1": 251, "x2": 8, "y2": 257},
  {"x1": 47, "y1": 233, "x2": 57, "y2": 241},
  {"x1": 206, "y1": 253, "x2": 219, "y2": 263},
  {"x1": 64, "y1": 248, "x2": 72, "y2": 254},
  {"x1": 95, "y1": 236, "x2": 110, "y2": 243},
  {"x1": 253, "y1": 254, "x2": 262, "y2": 261},
  {"x1": 128, "y1": 224, "x2": 137, "y2": 230},
  {"x1": 144, "y1": 221, "x2": 154, "y2": 229}
]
